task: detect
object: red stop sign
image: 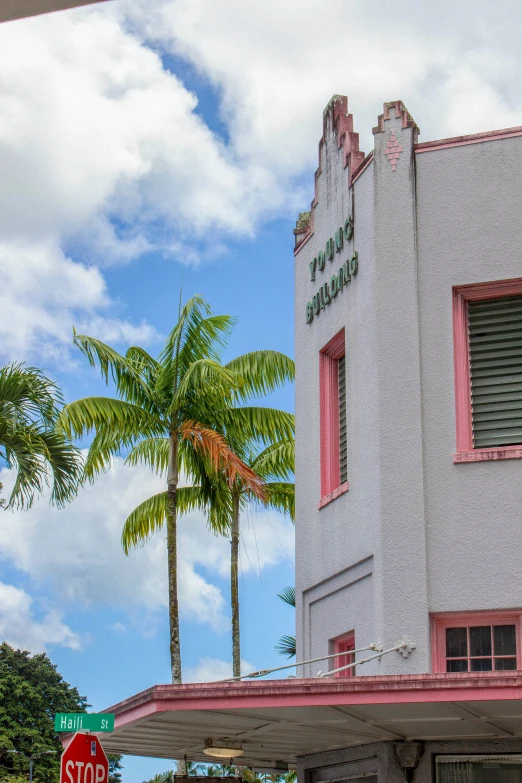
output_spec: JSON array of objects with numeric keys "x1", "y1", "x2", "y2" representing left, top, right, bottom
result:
[{"x1": 61, "y1": 733, "x2": 109, "y2": 783}]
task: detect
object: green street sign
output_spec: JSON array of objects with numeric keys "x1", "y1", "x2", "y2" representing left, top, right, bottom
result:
[{"x1": 54, "y1": 713, "x2": 115, "y2": 733}]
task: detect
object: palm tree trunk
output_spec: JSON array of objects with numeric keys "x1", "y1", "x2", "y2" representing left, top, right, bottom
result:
[
  {"x1": 167, "y1": 433, "x2": 182, "y2": 684},
  {"x1": 231, "y1": 492, "x2": 240, "y2": 678}
]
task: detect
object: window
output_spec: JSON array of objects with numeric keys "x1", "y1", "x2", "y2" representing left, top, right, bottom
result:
[
  {"x1": 331, "y1": 631, "x2": 355, "y2": 677},
  {"x1": 453, "y1": 279, "x2": 522, "y2": 462},
  {"x1": 431, "y1": 612, "x2": 521, "y2": 673},
  {"x1": 436, "y1": 755, "x2": 522, "y2": 783},
  {"x1": 319, "y1": 329, "x2": 349, "y2": 507}
]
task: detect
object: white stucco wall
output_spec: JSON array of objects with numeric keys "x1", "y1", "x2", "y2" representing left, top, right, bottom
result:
[
  {"x1": 415, "y1": 138, "x2": 522, "y2": 614},
  {"x1": 294, "y1": 97, "x2": 522, "y2": 678}
]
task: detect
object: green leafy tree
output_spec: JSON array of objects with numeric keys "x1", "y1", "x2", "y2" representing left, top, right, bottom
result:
[
  {"x1": 122, "y1": 352, "x2": 295, "y2": 679},
  {"x1": 0, "y1": 643, "x2": 86, "y2": 783},
  {"x1": 0, "y1": 363, "x2": 82, "y2": 509},
  {"x1": 143, "y1": 762, "x2": 205, "y2": 783},
  {"x1": 0, "y1": 644, "x2": 122, "y2": 783},
  {"x1": 59, "y1": 296, "x2": 268, "y2": 684},
  {"x1": 143, "y1": 766, "x2": 296, "y2": 783},
  {"x1": 275, "y1": 586, "x2": 296, "y2": 658},
  {"x1": 108, "y1": 755, "x2": 123, "y2": 783}
]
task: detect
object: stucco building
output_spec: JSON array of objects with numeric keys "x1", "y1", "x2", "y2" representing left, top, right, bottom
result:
[{"x1": 99, "y1": 97, "x2": 522, "y2": 782}]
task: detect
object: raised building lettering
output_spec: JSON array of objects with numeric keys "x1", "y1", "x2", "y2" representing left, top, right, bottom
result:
[{"x1": 325, "y1": 238, "x2": 334, "y2": 262}]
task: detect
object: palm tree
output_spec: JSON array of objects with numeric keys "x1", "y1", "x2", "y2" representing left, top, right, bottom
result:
[
  {"x1": 0, "y1": 363, "x2": 82, "y2": 509},
  {"x1": 58, "y1": 295, "x2": 268, "y2": 684},
  {"x1": 276, "y1": 586, "x2": 296, "y2": 658},
  {"x1": 123, "y1": 356, "x2": 295, "y2": 679},
  {"x1": 223, "y1": 437, "x2": 294, "y2": 679}
]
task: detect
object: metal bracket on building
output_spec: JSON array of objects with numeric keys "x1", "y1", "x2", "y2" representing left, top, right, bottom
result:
[{"x1": 397, "y1": 638, "x2": 416, "y2": 658}]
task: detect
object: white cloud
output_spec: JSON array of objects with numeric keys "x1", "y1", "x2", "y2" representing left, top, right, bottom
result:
[
  {"x1": 0, "y1": 239, "x2": 159, "y2": 362},
  {"x1": 4, "y1": 1, "x2": 522, "y2": 363},
  {"x1": 185, "y1": 656, "x2": 256, "y2": 683},
  {"x1": 0, "y1": 581, "x2": 81, "y2": 652},
  {"x1": 0, "y1": 459, "x2": 294, "y2": 632},
  {"x1": 125, "y1": 0, "x2": 522, "y2": 165}
]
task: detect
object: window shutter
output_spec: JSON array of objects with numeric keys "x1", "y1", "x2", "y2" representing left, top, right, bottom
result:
[
  {"x1": 338, "y1": 356, "x2": 348, "y2": 483},
  {"x1": 469, "y1": 295, "x2": 522, "y2": 448}
]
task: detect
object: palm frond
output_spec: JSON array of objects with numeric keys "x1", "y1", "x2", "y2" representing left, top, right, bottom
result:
[
  {"x1": 180, "y1": 421, "x2": 267, "y2": 501},
  {"x1": 125, "y1": 437, "x2": 169, "y2": 475},
  {"x1": 277, "y1": 586, "x2": 295, "y2": 607},
  {"x1": 259, "y1": 481, "x2": 295, "y2": 520},
  {"x1": 172, "y1": 360, "x2": 240, "y2": 412},
  {"x1": 160, "y1": 297, "x2": 234, "y2": 369},
  {"x1": 275, "y1": 634, "x2": 296, "y2": 658},
  {"x1": 0, "y1": 362, "x2": 62, "y2": 427},
  {"x1": 177, "y1": 314, "x2": 236, "y2": 374},
  {"x1": 2, "y1": 422, "x2": 81, "y2": 509},
  {"x1": 37, "y1": 428, "x2": 83, "y2": 506},
  {"x1": 59, "y1": 397, "x2": 163, "y2": 443},
  {"x1": 125, "y1": 346, "x2": 159, "y2": 372},
  {"x1": 252, "y1": 439, "x2": 294, "y2": 480},
  {"x1": 121, "y1": 492, "x2": 167, "y2": 553},
  {"x1": 159, "y1": 294, "x2": 212, "y2": 365},
  {"x1": 2, "y1": 423, "x2": 49, "y2": 508},
  {"x1": 225, "y1": 351, "x2": 294, "y2": 401},
  {"x1": 73, "y1": 332, "x2": 153, "y2": 409},
  {"x1": 219, "y1": 407, "x2": 295, "y2": 445}
]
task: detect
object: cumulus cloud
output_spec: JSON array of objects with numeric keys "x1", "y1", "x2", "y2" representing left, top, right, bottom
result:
[
  {"x1": 0, "y1": 581, "x2": 81, "y2": 652},
  {"x1": 0, "y1": 239, "x2": 159, "y2": 362},
  {"x1": 125, "y1": 0, "x2": 522, "y2": 165},
  {"x1": 185, "y1": 656, "x2": 256, "y2": 683},
  {"x1": 0, "y1": 459, "x2": 295, "y2": 633},
  {"x1": 5, "y1": 0, "x2": 522, "y2": 362}
]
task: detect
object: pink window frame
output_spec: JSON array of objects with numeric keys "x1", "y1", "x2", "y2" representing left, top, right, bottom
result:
[
  {"x1": 331, "y1": 630, "x2": 356, "y2": 677},
  {"x1": 431, "y1": 610, "x2": 522, "y2": 673},
  {"x1": 453, "y1": 278, "x2": 522, "y2": 463},
  {"x1": 319, "y1": 329, "x2": 349, "y2": 508}
]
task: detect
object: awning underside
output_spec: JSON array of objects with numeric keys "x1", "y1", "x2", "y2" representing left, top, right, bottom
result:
[{"x1": 99, "y1": 699, "x2": 522, "y2": 766}]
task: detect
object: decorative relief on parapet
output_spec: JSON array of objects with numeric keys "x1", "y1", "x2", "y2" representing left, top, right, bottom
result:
[
  {"x1": 384, "y1": 130, "x2": 403, "y2": 171},
  {"x1": 372, "y1": 99, "x2": 420, "y2": 138},
  {"x1": 294, "y1": 95, "x2": 366, "y2": 252}
]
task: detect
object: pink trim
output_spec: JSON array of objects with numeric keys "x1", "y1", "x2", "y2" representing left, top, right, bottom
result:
[
  {"x1": 320, "y1": 330, "x2": 345, "y2": 498},
  {"x1": 431, "y1": 610, "x2": 522, "y2": 673},
  {"x1": 104, "y1": 672, "x2": 522, "y2": 731},
  {"x1": 416, "y1": 125, "x2": 522, "y2": 154},
  {"x1": 452, "y1": 286, "x2": 473, "y2": 453},
  {"x1": 351, "y1": 151, "x2": 373, "y2": 184},
  {"x1": 333, "y1": 631, "x2": 356, "y2": 678},
  {"x1": 294, "y1": 96, "x2": 365, "y2": 254},
  {"x1": 453, "y1": 278, "x2": 522, "y2": 460},
  {"x1": 293, "y1": 230, "x2": 314, "y2": 256},
  {"x1": 454, "y1": 446, "x2": 522, "y2": 463},
  {"x1": 318, "y1": 482, "x2": 349, "y2": 509},
  {"x1": 372, "y1": 100, "x2": 419, "y2": 137}
]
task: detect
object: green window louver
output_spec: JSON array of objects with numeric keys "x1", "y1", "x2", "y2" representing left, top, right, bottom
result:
[
  {"x1": 338, "y1": 355, "x2": 348, "y2": 482},
  {"x1": 469, "y1": 295, "x2": 522, "y2": 449}
]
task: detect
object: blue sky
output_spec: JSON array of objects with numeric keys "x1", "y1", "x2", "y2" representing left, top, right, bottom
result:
[{"x1": 2, "y1": 1, "x2": 522, "y2": 780}]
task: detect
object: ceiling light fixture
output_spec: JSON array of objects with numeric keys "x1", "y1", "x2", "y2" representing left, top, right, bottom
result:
[{"x1": 203, "y1": 739, "x2": 244, "y2": 759}]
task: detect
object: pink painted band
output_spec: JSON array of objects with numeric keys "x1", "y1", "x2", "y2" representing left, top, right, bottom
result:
[
  {"x1": 320, "y1": 330, "x2": 345, "y2": 498},
  {"x1": 318, "y1": 482, "x2": 349, "y2": 509},
  {"x1": 351, "y1": 152, "x2": 374, "y2": 184},
  {"x1": 106, "y1": 671, "x2": 522, "y2": 733},
  {"x1": 416, "y1": 125, "x2": 522, "y2": 154}
]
